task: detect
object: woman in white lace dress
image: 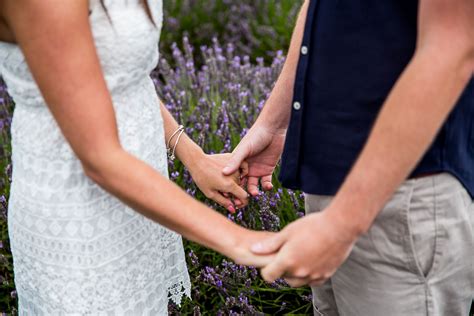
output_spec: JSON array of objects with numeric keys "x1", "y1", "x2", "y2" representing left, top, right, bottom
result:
[{"x1": 0, "y1": 0, "x2": 272, "y2": 314}]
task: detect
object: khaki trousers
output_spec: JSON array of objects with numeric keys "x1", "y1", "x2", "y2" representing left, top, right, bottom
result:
[{"x1": 305, "y1": 173, "x2": 473, "y2": 316}]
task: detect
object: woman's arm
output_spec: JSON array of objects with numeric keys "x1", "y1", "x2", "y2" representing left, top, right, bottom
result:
[
  {"x1": 1, "y1": 0, "x2": 271, "y2": 266},
  {"x1": 159, "y1": 102, "x2": 248, "y2": 212}
]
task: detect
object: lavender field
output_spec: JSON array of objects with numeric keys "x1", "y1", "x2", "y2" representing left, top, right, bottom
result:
[{"x1": 0, "y1": 0, "x2": 311, "y2": 314}]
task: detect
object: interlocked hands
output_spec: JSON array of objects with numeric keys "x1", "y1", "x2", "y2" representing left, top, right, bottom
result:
[
  {"x1": 187, "y1": 123, "x2": 359, "y2": 286},
  {"x1": 218, "y1": 123, "x2": 360, "y2": 287}
]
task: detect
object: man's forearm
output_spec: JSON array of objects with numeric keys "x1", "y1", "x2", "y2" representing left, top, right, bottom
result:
[
  {"x1": 257, "y1": 0, "x2": 309, "y2": 131},
  {"x1": 329, "y1": 46, "x2": 474, "y2": 236}
]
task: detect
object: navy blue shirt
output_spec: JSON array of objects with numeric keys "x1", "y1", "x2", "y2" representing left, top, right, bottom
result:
[{"x1": 279, "y1": 0, "x2": 474, "y2": 197}]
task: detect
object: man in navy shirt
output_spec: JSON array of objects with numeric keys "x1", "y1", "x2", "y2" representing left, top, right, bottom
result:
[{"x1": 224, "y1": 0, "x2": 473, "y2": 315}]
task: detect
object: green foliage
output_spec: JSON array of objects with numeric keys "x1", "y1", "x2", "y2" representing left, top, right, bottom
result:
[
  {"x1": 161, "y1": 0, "x2": 303, "y2": 64},
  {"x1": 156, "y1": 38, "x2": 311, "y2": 314},
  {"x1": 0, "y1": 84, "x2": 16, "y2": 313}
]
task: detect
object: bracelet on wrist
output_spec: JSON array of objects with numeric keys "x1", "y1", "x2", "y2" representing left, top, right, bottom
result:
[
  {"x1": 167, "y1": 125, "x2": 185, "y2": 161},
  {"x1": 169, "y1": 128, "x2": 185, "y2": 161}
]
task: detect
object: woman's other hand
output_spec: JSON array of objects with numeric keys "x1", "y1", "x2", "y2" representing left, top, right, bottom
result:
[{"x1": 188, "y1": 153, "x2": 249, "y2": 213}]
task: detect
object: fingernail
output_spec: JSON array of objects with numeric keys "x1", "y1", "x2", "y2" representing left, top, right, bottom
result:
[{"x1": 228, "y1": 205, "x2": 236, "y2": 213}]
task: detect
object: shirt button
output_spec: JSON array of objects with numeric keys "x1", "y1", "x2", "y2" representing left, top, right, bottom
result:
[
  {"x1": 301, "y1": 45, "x2": 308, "y2": 55},
  {"x1": 293, "y1": 102, "x2": 301, "y2": 110}
]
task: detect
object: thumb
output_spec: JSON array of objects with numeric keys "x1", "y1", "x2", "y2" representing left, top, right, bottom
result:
[
  {"x1": 251, "y1": 233, "x2": 286, "y2": 255},
  {"x1": 223, "y1": 143, "x2": 250, "y2": 175}
]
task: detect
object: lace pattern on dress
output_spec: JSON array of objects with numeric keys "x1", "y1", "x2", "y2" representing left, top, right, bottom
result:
[{"x1": 1, "y1": 0, "x2": 191, "y2": 314}]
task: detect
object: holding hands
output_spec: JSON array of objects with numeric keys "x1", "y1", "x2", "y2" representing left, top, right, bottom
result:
[
  {"x1": 162, "y1": 106, "x2": 250, "y2": 213},
  {"x1": 218, "y1": 121, "x2": 360, "y2": 287},
  {"x1": 170, "y1": 107, "x2": 360, "y2": 287},
  {"x1": 188, "y1": 152, "x2": 249, "y2": 213},
  {"x1": 223, "y1": 124, "x2": 286, "y2": 196},
  {"x1": 251, "y1": 209, "x2": 358, "y2": 287}
]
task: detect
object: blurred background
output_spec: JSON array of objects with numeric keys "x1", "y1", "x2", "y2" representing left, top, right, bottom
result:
[{"x1": 0, "y1": 0, "x2": 312, "y2": 314}]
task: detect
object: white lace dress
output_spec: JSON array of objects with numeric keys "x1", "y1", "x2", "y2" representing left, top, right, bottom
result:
[{"x1": 0, "y1": 0, "x2": 191, "y2": 314}]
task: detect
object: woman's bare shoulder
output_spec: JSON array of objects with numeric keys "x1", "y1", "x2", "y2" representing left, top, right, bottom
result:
[{"x1": 0, "y1": 0, "x2": 89, "y2": 44}]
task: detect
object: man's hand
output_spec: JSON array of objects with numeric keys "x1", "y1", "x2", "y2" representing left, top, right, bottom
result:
[
  {"x1": 250, "y1": 208, "x2": 358, "y2": 287},
  {"x1": 223, "y1": 125, "x2": 286, "y2": 196},
  {"x1": 221, "y1": 1, "x2": 311, "y2": 195}
]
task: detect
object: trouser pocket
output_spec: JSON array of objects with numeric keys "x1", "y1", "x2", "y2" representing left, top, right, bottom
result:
[
  {"x1": 405, "y1": 178, "x2": 437, "y2": 279},
  {"x1": 405, "y1": 173, "x2": 471, "y2": 280}
]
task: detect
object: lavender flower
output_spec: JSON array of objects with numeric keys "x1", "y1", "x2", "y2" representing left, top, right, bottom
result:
[{"x1": 156, "y1": 39, "x2": 310, "y2": 314}]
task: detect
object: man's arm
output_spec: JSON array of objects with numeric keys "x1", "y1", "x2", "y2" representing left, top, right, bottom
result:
[
  {"x1": 254, "y1": 0, "x2": 309, "y2": 131},
  {"x1": 223, "y1": 0, "x2": 309, "y2": 194},
  {"x1": 253, "y1": 0, "x2": 474, "y2": 285},
  {"x1": 329, "y1": 0, "x2": 474, "y2": 236}
]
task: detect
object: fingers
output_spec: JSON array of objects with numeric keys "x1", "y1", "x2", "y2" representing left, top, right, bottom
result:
[
  {"x1": 245, "y1": 175, "x2": 273, "y2": 196},
  {"x1": 284, "y1": 276, "x2": 311, "y2": 288},
  {"x1": 243, "y1": 254, "x2": 276, "y2": 268},
  {"x1": 230, "y1": 182, "x2": 249, "y2": 206},
  {"x1": 239, "y1": 175, "x2": 248, "y2": 190},
  {"x1": 234, "y1": 198, "x2": 243, "y2": 207},
  {"x1": 223, "y1": 143, "x2": 250, "y2": 175},
  {"x1": 223, "y1": 194, "x2": 243, "y2": 209},
  {"x1": 240, "y1": 160, "x2": 249, "y2": 178},
  {"x1": 250, "y1": 232, "x2": 286, "y2": 255},
  {"x1": 260, "y1": 255, "x2": 287, "y2": 283},
  {"x1": 247, "y1": 176, "x2": 260, "y2": 196},
  {"x1": 260, "y1": 174, "x2": 273, "y2": 191},
  {"x1": 209, "y1": 191, "x2": 236, "y2": 213},
  {"x1": 284, "y1": 273, "x2": 327, "y2": 287},
  {"x1": 220, "y1": 185, "x2": 248, "y2": 209},
  {"x1": 254, "y1": 234, "x2": 289, "y2": 282},
  {"x1": 309, "y1": 278, "x2": 327, "y2": 287}
]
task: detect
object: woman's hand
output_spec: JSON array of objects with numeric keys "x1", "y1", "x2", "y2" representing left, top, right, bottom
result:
[
  {"x1": 158, "y1": 105, "x2": 249, "y2": 213},
  {"x1": 189, "y1": 153, "x2": 249, "y2": 213},
  {"x1": 222, "y1": 228, "x2": 277, "y2": 268}
]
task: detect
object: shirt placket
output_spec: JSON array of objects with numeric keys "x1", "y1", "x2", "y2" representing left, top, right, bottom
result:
[{"x1": 285, "y1": 0, "x2": 319, "y2": 183}]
